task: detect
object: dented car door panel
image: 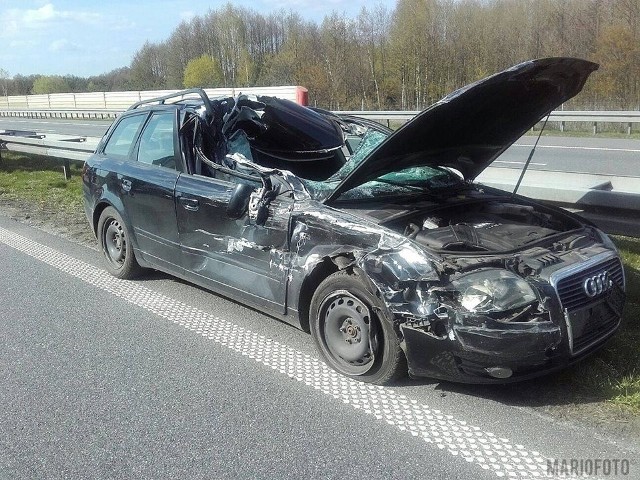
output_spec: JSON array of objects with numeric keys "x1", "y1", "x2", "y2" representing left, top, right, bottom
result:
[{"x1": 175, "y1": 173, "x2": 292, "y2": 313}]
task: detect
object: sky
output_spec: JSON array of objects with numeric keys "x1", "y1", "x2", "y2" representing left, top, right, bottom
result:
[{"x1": 0, "y1": 0, "x2": 396, "y2": 78}]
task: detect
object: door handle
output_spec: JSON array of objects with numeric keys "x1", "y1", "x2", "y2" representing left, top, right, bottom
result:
[
  {"x1": 179, "y1": 197, "x2": 199, "y2": 211},
  {"x1": 121, "y1": 179, "x2": 132, "y2": 192}
]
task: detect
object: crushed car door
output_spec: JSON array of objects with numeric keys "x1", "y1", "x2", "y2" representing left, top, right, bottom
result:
[
  {"x1": 174, "y1": 172, "x2": 292, "y2": 313},
  {"x1": 119, "y1": 111, "x2": 182, "y2": 264}
]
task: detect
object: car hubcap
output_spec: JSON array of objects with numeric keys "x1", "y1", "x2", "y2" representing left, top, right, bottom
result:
[
  {"x1": 104, "y1": 219, "x2": 126, "y2": 267},
  {"x1": 320, "y1": 291, "x2": 376, "y2": 375}
]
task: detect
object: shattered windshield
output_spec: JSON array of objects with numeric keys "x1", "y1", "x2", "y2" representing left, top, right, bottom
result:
[{"x1": 303, "y1": 128, "x2": 462, "y2": 202}]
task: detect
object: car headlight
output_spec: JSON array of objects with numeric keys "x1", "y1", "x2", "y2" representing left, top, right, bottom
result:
[{"x1": 451, "y1": 269, "x2": 537, "y2": 314}]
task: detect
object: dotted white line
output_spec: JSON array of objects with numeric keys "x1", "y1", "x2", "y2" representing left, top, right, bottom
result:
[{"x1": 0, "y1": 226, "x2": 551, "y2": 478}]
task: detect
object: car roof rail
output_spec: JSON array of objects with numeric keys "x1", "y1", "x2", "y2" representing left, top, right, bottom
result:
[{"x1": 128, "y1": 88, "x2": 214, "y2": 117}]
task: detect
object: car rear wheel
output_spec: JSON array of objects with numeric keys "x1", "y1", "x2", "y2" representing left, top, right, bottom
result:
[
  {"x1": 97, "y1": 206, "x2": 141, "y2": 279},
  {"x1": 310, "y1": 270, "x2": 406, "y2": 385}
]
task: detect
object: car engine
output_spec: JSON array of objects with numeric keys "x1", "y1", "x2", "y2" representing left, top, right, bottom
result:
[{"x1": 401, "y1": 200, "x2": 577, "y2": 252}]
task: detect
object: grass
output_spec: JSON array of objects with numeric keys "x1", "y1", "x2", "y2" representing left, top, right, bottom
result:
[
  {"x1": 0, "y1": 150, "x2": 639, "y2": 415},
  {"x1": 606, "y1": 236, "x2": 640, "y2": 412},
  {"x1": 0, "y1": 151, "x2": 83, "y2": 211}
]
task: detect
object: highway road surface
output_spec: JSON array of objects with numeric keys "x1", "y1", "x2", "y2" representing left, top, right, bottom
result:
[
  {"x1": 0, "y1": 215, "x2": 637, "y2": 479},
  {"x1": 0, "y1": 117, "x2": 111, "y2": 138},
  {"x1": 1, "y1": 117, "x2": 639, "y2": 177}
]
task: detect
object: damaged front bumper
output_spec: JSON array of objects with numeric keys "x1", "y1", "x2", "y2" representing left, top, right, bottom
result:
[
  {"x1": 399, "y1": 296, "x2": 623, "y2": 383},
  {"x1": 401, "y1": 320, "x2": 564, "y2": 383}
]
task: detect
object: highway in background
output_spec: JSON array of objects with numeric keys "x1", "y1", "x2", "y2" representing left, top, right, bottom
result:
[{"x1": 1, "y1": 117, "x2": 639, "y2": 176}]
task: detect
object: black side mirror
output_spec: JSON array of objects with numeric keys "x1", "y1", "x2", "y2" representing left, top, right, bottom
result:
[{"x1": 227, "y1": 183, "x2": 254, "y2": 219}]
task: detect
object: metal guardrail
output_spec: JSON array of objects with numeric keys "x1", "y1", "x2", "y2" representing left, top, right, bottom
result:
[
  {"x1": 0, "y1": 132, "x2": 97, "y2": 179},
  {"x1": 335, "y1": 110, "x2": 640, "y2": 134},
  {"x1": 0, "y1": 109, "x2": 121, "y2": 119}
]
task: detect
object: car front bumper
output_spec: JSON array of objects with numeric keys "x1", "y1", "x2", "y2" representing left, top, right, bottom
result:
[{"x1": 399, "y1": 291, "x2": 624, "y2": 383}]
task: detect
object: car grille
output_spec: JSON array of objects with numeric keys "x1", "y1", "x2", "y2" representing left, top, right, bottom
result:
[
  {"x1": 552, "y1": 254, "x2": 624, "y2": 355},
  {"x1": 555, "y1": 256, "x2": 624, "y2": 311},
  {"x1": 571, "y1": 311, "x2": 619, "y2": 353}
]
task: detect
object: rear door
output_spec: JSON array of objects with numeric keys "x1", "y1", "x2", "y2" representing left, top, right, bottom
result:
[{"x1": 117, "y1": 110, "x2": 182, "y2": 265}]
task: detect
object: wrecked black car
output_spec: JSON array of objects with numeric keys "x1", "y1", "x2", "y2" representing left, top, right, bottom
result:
[{"x1": 83, "y1": 57, "x2": 626, "y2": 384}]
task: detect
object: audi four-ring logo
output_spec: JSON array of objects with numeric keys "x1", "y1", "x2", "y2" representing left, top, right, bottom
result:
[{"x1": 583, "y1": 271, "x2": 612, "y2": 297}]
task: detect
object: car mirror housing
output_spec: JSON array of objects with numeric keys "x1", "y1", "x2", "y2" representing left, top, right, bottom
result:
[{"x1": 227, "y1": 183, "x2": 254, "y2": 220}]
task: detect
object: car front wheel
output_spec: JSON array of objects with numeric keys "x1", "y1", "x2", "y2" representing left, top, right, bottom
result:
[
  {"x1": 97, "y1": 206, "x2": 142, "y2": 279},
  {"x1": 310, "y1": 270, "x2": 406, "y2": 385}
]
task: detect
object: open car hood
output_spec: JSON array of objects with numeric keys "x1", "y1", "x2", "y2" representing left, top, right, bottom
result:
[{"x1": 325, "y1": 58, "x2": 598, "y2": 203}]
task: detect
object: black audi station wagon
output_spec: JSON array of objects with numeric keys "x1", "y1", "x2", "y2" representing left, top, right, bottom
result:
[{"x1": 83, "y1": 58, "x2": 626, "y2": 384}]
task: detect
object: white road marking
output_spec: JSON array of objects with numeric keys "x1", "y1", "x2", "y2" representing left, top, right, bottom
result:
[
  {"x1": 513, "y1": 143, "x2": 640, "y2": 153},
  {"x1": 0, "y1": 226, "x2": 550, "y2": 478},
  {"x1": 494, "y1": 161, "x2": 547, "y2": 166}
]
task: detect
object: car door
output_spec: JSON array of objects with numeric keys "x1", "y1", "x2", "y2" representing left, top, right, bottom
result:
[
  {"x1": 174, "y1": 171, "x2": 293, "y2": 313},
  {"x1": 118, "y1": 110, "x2": 182, "y2": 265}
]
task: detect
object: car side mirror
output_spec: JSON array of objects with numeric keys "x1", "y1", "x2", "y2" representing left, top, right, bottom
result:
[{"x1": 227, "y1": 183, "x2": 254, "y2": 219}]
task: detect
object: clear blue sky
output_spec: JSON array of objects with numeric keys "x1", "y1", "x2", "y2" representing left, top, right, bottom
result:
[{"x1": 0, "y1": 1, "x2": 396, "y2": 78}]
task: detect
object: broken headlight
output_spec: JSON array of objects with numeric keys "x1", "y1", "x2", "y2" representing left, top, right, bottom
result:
[{"x1": 451, "y1": 269, "x2": 537, "y2": 314}]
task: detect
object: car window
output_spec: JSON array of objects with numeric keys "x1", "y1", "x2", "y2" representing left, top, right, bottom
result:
[
  {"x1": 137, "y1": 113, "x2": 176, "y2": 169},
  {"x1": 103, "y1": 114, "x2": 147, "y2": 157}
]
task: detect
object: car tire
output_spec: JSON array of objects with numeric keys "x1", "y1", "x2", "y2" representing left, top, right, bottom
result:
[
  {"x1": 97, "y1": 206, "x2": 142, "y2": 279},
  {"x1": 310, "y1": 270, "x2": 406, "y2": 385}
]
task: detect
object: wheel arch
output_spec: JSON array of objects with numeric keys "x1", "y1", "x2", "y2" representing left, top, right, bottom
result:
[
  {"x1": 92, "y1": 199, "x2": 139, "y2": 251},
  {"x1": 92, "y1": 201, "x2": 113, "y2": 236},
  {"x1": 297, "y1": 253, "x2": 365, "y2": 333}
]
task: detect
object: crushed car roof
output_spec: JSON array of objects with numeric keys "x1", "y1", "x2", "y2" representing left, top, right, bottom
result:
[{"x1": 325, "y1": 57, "x2": 598, "y2": 203}]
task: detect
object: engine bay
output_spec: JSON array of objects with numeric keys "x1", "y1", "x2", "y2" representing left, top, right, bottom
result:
[{"x1": 391, "y1": 199, "x2": 581, "y2": 253}]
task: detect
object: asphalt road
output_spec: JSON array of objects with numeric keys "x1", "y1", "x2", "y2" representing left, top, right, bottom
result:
[
  {"x1": 1, "y1": 117, "x2": 639, "y2": 177},
  {"x1": 0, "y1": 117, "x2": 111, "y2": 138},
  {"x1": 497, "y1": 135, "x2": 640, "y2": 176},
  {"x1": 1, "y1": 215, "x2": 638, "y2": 479}
]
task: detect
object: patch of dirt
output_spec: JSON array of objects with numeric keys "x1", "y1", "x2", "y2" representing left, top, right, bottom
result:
[{"x1": 0, "y1": 196, "x2": 96, "y2": 249}]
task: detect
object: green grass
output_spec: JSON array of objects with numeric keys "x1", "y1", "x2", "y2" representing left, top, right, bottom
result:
[
  {"x1": 0, "y1": 151, "x2": 83, "y2": 211},
  {"x1": 552, "y1": 236, "x2": 640, "y2": 414},
  {"x1": 608, "y1": 236, "x2": 640, "y2": 412}
]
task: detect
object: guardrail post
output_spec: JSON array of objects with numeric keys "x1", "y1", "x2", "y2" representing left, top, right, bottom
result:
[
  {"x1": 628, "y1": 122, "x2": 632, "y2": 135},
  {"x1": 560, "y1": 121, "x2": 565, "y2": 132},
  {"x1": 593, "y1": 122, "x2": 597, "y2": 135},
  {"x1": 62, "y1": 159, "x2": 71, "y2": 180}
]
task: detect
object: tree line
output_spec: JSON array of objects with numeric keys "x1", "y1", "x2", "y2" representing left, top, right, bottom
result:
[{"x1": 1, "y1": 0, "x2": 639, "y2": 110}]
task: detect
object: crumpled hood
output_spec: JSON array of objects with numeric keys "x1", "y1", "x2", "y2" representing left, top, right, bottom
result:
[{"x1": 325, "y1": 58, "x2": 598, "y2": 203}]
